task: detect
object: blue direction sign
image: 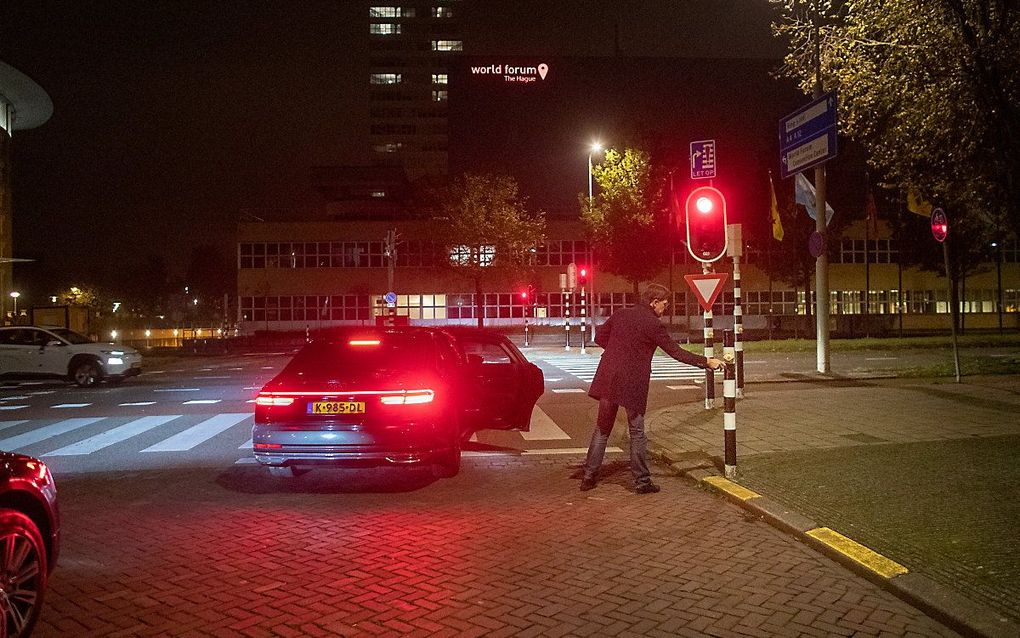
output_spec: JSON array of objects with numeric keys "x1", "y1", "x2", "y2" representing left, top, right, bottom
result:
[
  {"x1": 779, "y1": 92, "x2": 838, "y2": 179},
  {"x1": 690, "y1": 139, "x2": 717, "y2": 180}
]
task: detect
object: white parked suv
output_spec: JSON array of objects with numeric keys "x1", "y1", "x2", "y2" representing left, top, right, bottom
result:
[{"x1": 0, "y1": 326, "x2": 142, "y2": 387}]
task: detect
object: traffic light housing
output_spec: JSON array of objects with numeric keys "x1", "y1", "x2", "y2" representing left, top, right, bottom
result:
[
  {"x1": 931, "y1": 208, "x2": 948, "y2": 243},
  {"x1": 684, "y1": 185, "x2": 727, "y2": 262},
  {"x1": 578, "y1": 267, "x2": 588, "y2": 286}
]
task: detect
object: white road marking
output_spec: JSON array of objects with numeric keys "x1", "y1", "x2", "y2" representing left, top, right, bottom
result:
[
  {"x1": 182, "y1": 399, "x2": 221, "y2": 405},
  {"x1": 239, "y1": 438, "x2": 252, "y2": 449},
  {"x1": 0, "y1": 396, "x2": 29, "y2": 400},
  {"x1": 667, "y1": 385, "x2": 699, "y2": 390},
  {"x1": 544, "y1": 378, "x2": 563, "y2": 382},
  {"x1": 154, "y1": 388, "x2": 201, "y2": 392},
  {"x1": 865, "y1": 357, "x2": 899, "y2": 361},
  {"x1": 29, "y1": 391, "x2": 56, "y2": 395},
  {"x1": 45, "y1": 415, "x2": 180, "y2": 456},
  {"x1": 520, "y1": 406, "x2": 571, "y2": 440},
  {"x1": 143, "y1": 413, "x2": 251, "y2": 453},
  {"x1": 119, "y1": 402, "x2": 156, "y2": 407},
  {"x1": 52, "y1": 403, "x2": 90, "y2": 409},
  {"x1": 522, "y1": 447, "x2": 623, "y2": 456},
  {"x1": 552, "y1": 388, "x2": 586, "y2": 393},
  {"x1": 0, "y1": 417, "x2": 105, "y2": 451},
  {"x1": 0, "y1": 420, "x2": 27, "y2": 432},
  {"x1": 0, "y1": 406, "x2": 27, "y2": 411},
  {"x1": 234, "y1": 457, "x2": 258, "y2": 464},
  {"x1": 147, "y1": 370, "x2": 166, "y2": 374},
  {"x1": 194, "y1": 376, "x2": 231, "y2": 380}
]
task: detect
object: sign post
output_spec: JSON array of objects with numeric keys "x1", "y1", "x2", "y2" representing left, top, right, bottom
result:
[
  {"x1": 686, "y1": 272, "x2": 729, "y2": 409},
  {"x1": 932, "y1": 208, "x2": 961, "y2": 382}
]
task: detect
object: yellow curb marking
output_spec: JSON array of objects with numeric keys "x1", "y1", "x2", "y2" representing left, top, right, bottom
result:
[
  {"x1": 807, "y1": 527, "x2": 909, "y2": 579},
  {"x1": 703, "y1": 476, "x2": 761, "y2": 501}
]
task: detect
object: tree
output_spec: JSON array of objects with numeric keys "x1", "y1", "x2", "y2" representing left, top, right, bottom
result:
[
  {"x1": 434, "y1": 174, "x2": 546, "y2": 327},
  {"x1": 770, "y1": 0, "x2": 1020, "y2": 234},
  {"x1": 581, "y1": 148, "x2": 669, "y2": 293}
]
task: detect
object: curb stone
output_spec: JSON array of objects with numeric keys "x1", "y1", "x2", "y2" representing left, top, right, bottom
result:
[{"x1": 659, "y1": 454, "x2": 1020, "y2": 638}]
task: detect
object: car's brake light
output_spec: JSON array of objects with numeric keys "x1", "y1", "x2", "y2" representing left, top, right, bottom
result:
[
  {"x1": 349, "y1": 339, "x2": 381, "y2": 346},
  {"x1": 380, "y1": 389, "x2": 435, "y2": 405},
  {"x1": 253, "y1": 443, "x2": 283, "y2": 449},
  {"x1": 255, "y1": 395, "x2": 295, "y2": 406}
]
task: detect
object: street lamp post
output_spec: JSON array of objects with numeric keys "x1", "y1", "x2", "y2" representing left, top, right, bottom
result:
[
  {"x1": 587, "y1": 142, "x2": 602, "y2": 344},
  {"x1": 9, "y1": 291, "x2": 19, "y2": 323}
]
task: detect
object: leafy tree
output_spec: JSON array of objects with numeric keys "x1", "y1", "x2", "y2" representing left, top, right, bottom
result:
[
  {"x1": 581, "y1": 148, "x2": 669, "y2": 293},
  {"x1": 770, "y1": 0, "x2": 1020, "y2": 234},
  {"x1": 434, "y1": 173, "x2": 546, "y2": 327}
]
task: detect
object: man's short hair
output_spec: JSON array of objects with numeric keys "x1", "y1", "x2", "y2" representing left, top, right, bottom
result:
[{"x1": 641, "y1": 283, "x2": 670, "y2": 305}]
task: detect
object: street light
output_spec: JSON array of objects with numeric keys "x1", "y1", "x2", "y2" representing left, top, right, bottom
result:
[
  {"x1": 587, "y1": 142, "x2": 603, "y2": 204},
  {"x1": 587, "y1": 142, "x2": 603, "y2": 345},
  {"x1": 9, "y1": 291, "x2": 20, "y2": 321}
]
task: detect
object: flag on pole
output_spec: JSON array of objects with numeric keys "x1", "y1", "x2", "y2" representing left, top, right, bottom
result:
[
  {"x1": 795, "y1": 172, "x2": 835, "y2": 224},
  {"x1": 769, "y1": 173, "x2": 784, "y2": 241},
  {"x1": 907, "y1": 188, "x2": 933, "y2": 217}
]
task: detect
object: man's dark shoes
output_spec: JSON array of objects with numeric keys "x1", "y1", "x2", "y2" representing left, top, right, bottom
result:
[
  {"x1": 579, "y1": 478, "x2": 597, "y2": 492},
  {"x1": 635, "y1": 483, "x2": 661, "y2": 494}
]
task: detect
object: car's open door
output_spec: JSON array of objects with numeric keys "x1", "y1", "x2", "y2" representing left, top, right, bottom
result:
[{"x1": 457, "y1": 333, "x2": 544, "y2": 432}]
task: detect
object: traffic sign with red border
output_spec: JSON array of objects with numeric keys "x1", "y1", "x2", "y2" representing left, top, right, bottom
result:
[{"x1": 684, "y1": 273, "x2": 729, "y2": 312}]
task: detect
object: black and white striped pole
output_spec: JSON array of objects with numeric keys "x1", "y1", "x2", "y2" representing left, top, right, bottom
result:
[
  {"x1": 703, "y1": 263, "x2": 716, "y2": 410},
  {"x1": 727, "y1": 223, "x2": 745, "y2": 398},
  {"x1": 723, "y1": 329, "x2": 737, "y2": 479},
  {"x1": 579, "y1": 277, "x2": 587, "y2": 355}
]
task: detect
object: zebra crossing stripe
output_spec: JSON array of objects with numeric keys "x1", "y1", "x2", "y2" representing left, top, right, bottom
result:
[
  {"x1": 52, "y1": 403, "x2": 91, "y2": 409},
  {"x1": 520, "y1": 406, "x2": 571, "y2": 441},
  {"x1": 142, "y1": 413, "x2": 251, "y2": 453},
  {"x1": 182, "y1": 399, "x2": 221, "y2": 405},
  {"x1": 0, "y1": 420, "x2": 27, "y2": 433},
  {"x1": 239, "y1": 438, "x2": 252, "y2": 450},
  {"x1": 0, "y1": 417, "x2": 105, "y2": 451},
  {"x1": 45, "y1": 415, "x2": 181, "y2": 456}
]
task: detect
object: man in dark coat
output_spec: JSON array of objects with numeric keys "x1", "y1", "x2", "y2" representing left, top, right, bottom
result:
[{"x1": 581, "y1": 283, "x2": 723, "y2": 493}]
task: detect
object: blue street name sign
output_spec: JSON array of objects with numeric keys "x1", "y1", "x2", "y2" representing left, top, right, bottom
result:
[
  {"x1": 779, "y1": 92, "x2": 838, "y2": 179},
  {"x1": 690, "y1": 139, "x2": 717, "y2": 180}
]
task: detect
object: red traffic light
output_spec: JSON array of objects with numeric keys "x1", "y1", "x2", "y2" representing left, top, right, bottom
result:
[
  {"x1": 931, "y1": 208, "x2": 948, "y2": 243},
  {"x1": 520, "y1": 290, "x2": 529, "y2": 300},
  {"x1": 684, "y1": 186, "x2": 727, "y2": 262}
]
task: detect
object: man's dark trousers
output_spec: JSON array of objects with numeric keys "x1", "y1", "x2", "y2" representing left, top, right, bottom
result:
[{"x1": 582, "y1": 398, "x2": 651, "y2": 486}]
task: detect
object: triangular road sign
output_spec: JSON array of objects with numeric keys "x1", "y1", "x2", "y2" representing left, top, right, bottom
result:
[{"x1": 684, "y1": 273, "x2": 729, "y2": 312}]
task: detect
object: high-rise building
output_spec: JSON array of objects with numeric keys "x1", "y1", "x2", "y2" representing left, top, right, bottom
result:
[{"x1": 365, "y1": 1, "x2": 462, "y2": 180}]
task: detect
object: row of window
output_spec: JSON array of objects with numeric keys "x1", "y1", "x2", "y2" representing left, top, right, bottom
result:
[
  {"x1": 369, "y1": 73, "x2": 448, "y2": 86},
  {"x1": 369, "y1": 6, "x2": 455, "y2": 19},
  {"x1": 238, "y1": 289, "x2": 1020, "y2": 323},
  {"x1": 238, "y1": 240, "x2": 591, "y2": 269}
]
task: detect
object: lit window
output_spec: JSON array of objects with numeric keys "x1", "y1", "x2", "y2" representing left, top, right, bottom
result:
[
  {"x1": 370, "y1": 73, "x2": 402, "y2": 85},
  {"x1": 432, "y1": 7, "x2": 454, "y2": 18},
  {"x1": 369, "y1": 6, "x2": 400, "y2": 18},
  {"x1": 450, "y1": 245, "x2": 495, "y2": 267},
  {"x1": 431, "y1": 73, "x2": 448, "y2": 84},
  {"x1": 431, "y1": 90, "x2": 448, "y2": 102},
  {"x1": 371, "y1": 191, "x2": 387, "y2": 198},
  {"x1": 370, "y1": 23, "x2": 401, "y2": 35},
  {"x1": 432, "y1": 40, "x2": 463, "y2": 51},
  {"x1": 373, "y1": 142, "x2": 403, "y2": 153}
]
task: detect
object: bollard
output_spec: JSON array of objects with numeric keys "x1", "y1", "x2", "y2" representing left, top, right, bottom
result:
[
  {"x1": 524, "y1": 319, "x2": 530, "y2": 347},
  {"x1": 704, "y1": 308, "x2": 715, "y2": 409},
  {"x1": 733, "y1": 260, "x2": 745, "y2": 398},
  {"x1": 564, "y1": 290, "x2": 571, "y2": 351},
  {"x1": 723, "y1": 329, "x2": 737, "y2": 479},
  {"x1": 579, "y1": 286, "x2": 587, "y2": 355}
]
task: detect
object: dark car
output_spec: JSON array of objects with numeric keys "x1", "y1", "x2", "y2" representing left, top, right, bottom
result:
[
  {"x1": 0, "y1": 452, "x2": 59, "y2": 638},
  {"x1": 253, "y1": 326, "x2": 544, "y2": 478}
]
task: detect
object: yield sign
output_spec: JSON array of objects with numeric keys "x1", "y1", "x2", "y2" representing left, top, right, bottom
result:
[{"x1": 684, "y1": 273, "x2": 729, "y2": 312}]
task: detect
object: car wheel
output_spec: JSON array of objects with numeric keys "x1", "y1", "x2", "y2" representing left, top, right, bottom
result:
[
  {"x1": 432, "y1": 445, "x2": 461, "y2": 479},
  {"x1": 0, "y1": 509, "x2": 48, "y2": 638},
  {"x1": 71, "y1": 360, "x2": 101, "y2": 387},
  {"x1": 267, "y1": 466, "x2": 308, "y2": 478}
]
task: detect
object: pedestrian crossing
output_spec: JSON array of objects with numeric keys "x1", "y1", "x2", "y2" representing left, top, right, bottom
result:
[
  {"x1": 533, "y1": 353, "x2": 705, "y2": 383},
  {"x1": 0, "y1": 405, "x2": 577, "y2": 460}
]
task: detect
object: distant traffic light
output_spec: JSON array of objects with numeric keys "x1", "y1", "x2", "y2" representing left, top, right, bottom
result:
[
  {"x1": 578, "y1": 267, "x2": 588, "y2": 286},
  {"x1": 685, "y1": 185, "x2": 727, "y2": 262},
  {"x1": 931, "y1": 208, "x2": 948, "y2": 243}
]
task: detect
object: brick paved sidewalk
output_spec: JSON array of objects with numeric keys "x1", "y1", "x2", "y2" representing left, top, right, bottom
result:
[{"x1": 644, "y1": 375, "x2": 1020, "y2": 636}]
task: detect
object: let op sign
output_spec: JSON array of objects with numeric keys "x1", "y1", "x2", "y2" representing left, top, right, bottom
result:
[
  {"x1": 690, "y1": 140, "x2": 717, "y2": 180},
  {"x1": 779, "y1": 92, "x2": 838, "y2": 179}
]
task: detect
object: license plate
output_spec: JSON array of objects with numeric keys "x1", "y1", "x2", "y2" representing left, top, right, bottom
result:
[{"x1": 308, "y1": 401, "x2": 366, "y2": 415}]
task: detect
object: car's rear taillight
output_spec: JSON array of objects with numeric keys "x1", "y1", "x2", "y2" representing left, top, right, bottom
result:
[
  {"x1": 380, "y1": 389, "x2": 435, "y2": 405},
  {"x1": 255, "y1": 395, "x2": 295, "y2": 406}
]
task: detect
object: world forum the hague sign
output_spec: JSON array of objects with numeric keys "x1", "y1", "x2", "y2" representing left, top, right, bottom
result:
[
  {"x1": 779, "y1": 92, "x2": 838, "y2": 179},
  {"x1": 469, "y1": 62, "x2": 549, "y2": 84}
]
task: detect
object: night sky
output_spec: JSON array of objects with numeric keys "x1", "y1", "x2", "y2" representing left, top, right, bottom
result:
[{"x1": 2, "y1": 1, "x2": 785, "y2": 301}]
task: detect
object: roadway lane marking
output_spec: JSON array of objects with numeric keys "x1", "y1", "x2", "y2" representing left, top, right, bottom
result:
[
  {"x1": 239, "y1": 438, "x2": 252, "y2": 449},
  {"x1": 194, "y1": 376, "x2": 231, "y2": 379},
  {"x1": 865, "y1": 357, "x2": 899, "y2": 361},
  {"x1": 120, "y1": 402, "x2": 156, "y2": 406},
  {"x1": 45, "y1": 415, "x2": 181, "y2": 456},
  {"x1": 544, "y1": 378, "x2": 563, "y2": 382},
  {"x1": 147, "y1": 370, "x2": 166, "y2": 374},
  {"x1": 143, "y1": 413, "x2": 251, "y2": 453},
  {"x1": 667, "y1": 385, "x2": 699, "y2": 390},
  {"x1": 520, "y1": 406, "x2": 571, "y2": 440},
  {"x1": 234, "y1": 457, "x2": 257, "y2": 464},
  {"x1": 522, "y1": 447, "x2": 623, "y2": 455},
  {"x1": 552, "y1": 389, "x2": 586, "y2": 393},
  {"x1": 245, "y1": 399, "x2": 256, "y2": 404},
  {"x1": 0, "y1": 417, "x2": 105, "y2": 451},
  {"x1": 0, "y1": 396, "x2": 30, "y2": 400},
  {"x1": 261, "y1": 366, "x2": 275, "y2": 370},
  {"x1": 29, "y1": 391, "x2": 56, "y2": 395},
  {"x1": 154, "y1": 388, "x2": 201, "y2": 392},
  {"x1": 0, "y1": 420, "x2": 27, "y2": 432},
  {"x1": 51, "y1": 403, "x2": 91, "y2": 409},
  {"x1": 0, "y1": 406, "x2": 27, "y2": 411},
  {"x1": 182, "y1": 399, "x2": 221, "y2": 405}
]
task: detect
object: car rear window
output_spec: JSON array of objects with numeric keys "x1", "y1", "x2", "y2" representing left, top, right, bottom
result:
[{"x1": 283, "y1": 332, "x2": 436, "y2": 381}]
